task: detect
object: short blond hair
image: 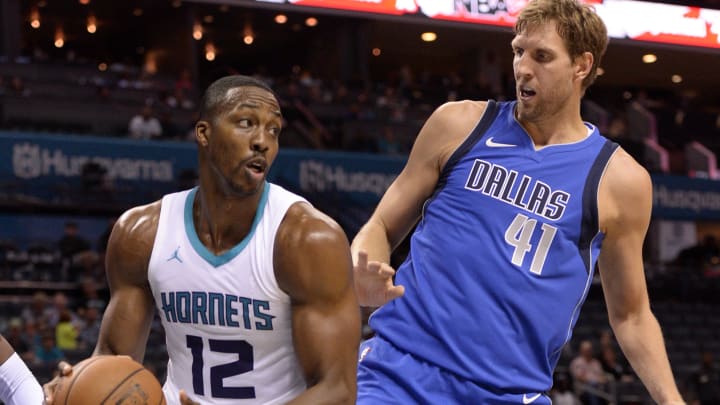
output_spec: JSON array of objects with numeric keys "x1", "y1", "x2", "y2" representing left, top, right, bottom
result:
[{"x1": 515, "y1": 0, "x2": 608, "y2": 90}]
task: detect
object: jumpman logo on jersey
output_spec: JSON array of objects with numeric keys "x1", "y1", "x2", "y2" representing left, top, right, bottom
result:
[{"x1": 167, "y1": 246, "x2": 183, "y2": 263}]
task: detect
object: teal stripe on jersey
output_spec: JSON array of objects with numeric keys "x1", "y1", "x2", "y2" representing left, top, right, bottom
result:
[{"x1": 183, "y1": 183, "x2": 270, "y2": 267}]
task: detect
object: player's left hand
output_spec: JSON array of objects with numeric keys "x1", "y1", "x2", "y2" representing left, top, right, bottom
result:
[
  {"x1": 179, "y1": 389, "x2": 200, "y2": 405},
  {"x1": 42, "y1": 361, "x2": 73, "y2": 404}
]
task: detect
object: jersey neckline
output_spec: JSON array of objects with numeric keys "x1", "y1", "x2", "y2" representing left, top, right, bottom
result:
[
  {"x1": 183, "y1": 183, "x2": 270, "y2": 268},
  {"x1": 509, "y1": 101, "x2": 599, "y2": 152}
]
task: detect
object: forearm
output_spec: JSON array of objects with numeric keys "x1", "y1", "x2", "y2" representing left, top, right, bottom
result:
[
  {"x1": 286, "y1": 380, "x2": 355, "y2": 405},
  {"x1": 0, "y1": 337, "x2": 43, "y2": 405},
  {"x1": 351, "y1": 220, "x2": 392, "y2": 263},
  {"x1": 0, "y1": 337, "x2": 13, "y2": 364},
  {"x1": 611, "y1": 310, "x2": 683, "y2": 404}
]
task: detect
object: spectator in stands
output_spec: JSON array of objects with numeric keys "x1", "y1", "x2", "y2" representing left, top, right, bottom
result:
[
  {"x1": 44, "y1": 292, "x2": 74, "y2": 328},
  {"x1": 54, "y1": 310, "x2": 77, "y2": 351},
  {"x1": 56, "y1": 222, "x2": 91, "y2": 260},
  {"x1": 79, "y1": 277, "x2": 106, "y2": 312},
  {"x1": 20, "y1": 292, "x2": 50, "y2": 326},
  {"x1": 3, "y1": 318, "x2": 32, "y2": 361},
  {"x1": 174, "y1": 68, "x2": 194, "y2": 97},
  {"x1": 570, "y1": 340, "x2": 608, "y2": 405},
  {"x1": 77, "y1": 306, "x2": 100, "y2": 351},
  {"x1": 551, "y1": 374, "x2": 581, "y2": 405},
  {"x1": 606, "y1": 115, "x2": 629, "y2": 140},
  {"x1": 163, "y1": 87, "x2": 195, "y2": 111},
  {"x1": 128, "y1": 105, "x2": 162, "y2": 139},
  {"x1": 33, "y1": 332, "x2": 63, "y2": 368},
  {"x1": 280, "y1": 82, "x2": 331, "y2": 149},
  {"x1": 20, "y1": 320, "x2": 40, "y2": 361},
  {"x1": 600, "y1": 346, "x2": 633, "y2": 382},
  {"x1": 598, "y1": 329, "x2": 614, "y2": 351},
  {"x1": 377, "y1": 126, "x2": 404, "y2": 155},
  {"x1": 158, "y1": 110, "x2": 181, "y2": 139},
  {"x1": 686, "y1": 351, "x2": 720, "y2": 405}
]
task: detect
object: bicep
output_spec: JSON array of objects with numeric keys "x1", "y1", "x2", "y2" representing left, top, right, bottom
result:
[
  {"x1": 277, "y1": 215, "x2": 360, "y2": 387},
  {"x1": 292, "y1": 286, "x2": 359, "y2": 387},
  {"x1": 597, "y1": 153, "x2": 652, "y2": 321},
  {"x1": 95, "y1": 214, "x2": 156, "y2": 361},
  {"x1": 371, "y1": 102, "x2": 479, "y2": 247}
]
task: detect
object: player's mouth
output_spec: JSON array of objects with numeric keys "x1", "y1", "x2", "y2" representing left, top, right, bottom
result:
[
  {"x1": 519, "y1": 86, "x2": 536, "y2": 101},
  {"x1": 245, "y1": 157, "x2": 267, "y2": 180}
]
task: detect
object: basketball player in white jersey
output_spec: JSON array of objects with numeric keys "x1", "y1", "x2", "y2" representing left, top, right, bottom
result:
[
  {"x1": 0, "y1": 334, "x2": 44, "y2": 405},
  {"x1": 45, "y1": 75, "x2": 360, "y2": 405}
]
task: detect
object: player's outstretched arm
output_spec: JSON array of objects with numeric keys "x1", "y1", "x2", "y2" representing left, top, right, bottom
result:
[
  {"x1": 597, "y1": 149, "x2": 684, "y2": 405},
  {"x1": 351, "y1": 100, "x2": 488, "y2": 307},
  {"x1": 276, "y1": 203, "x2": 361, "y2": 405},
  {"x1": 94, "y1": 202, "x2": 159, "y2": 362},
  {"x1": 0, "y1": 335, "x2": 44, "y2": 405}
]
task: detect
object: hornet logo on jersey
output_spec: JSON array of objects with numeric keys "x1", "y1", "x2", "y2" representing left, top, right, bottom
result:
[{"x1": 167, "y1": 246, "x2": 183, "y2": 263}]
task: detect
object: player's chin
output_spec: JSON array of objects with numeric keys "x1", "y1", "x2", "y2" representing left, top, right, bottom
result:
[{"x1": 229, "y1": 176, "x2": 264, "y2": 196}]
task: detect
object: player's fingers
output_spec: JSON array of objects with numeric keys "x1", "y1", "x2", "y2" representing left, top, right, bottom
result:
[
  {"x1": 43, "y1": 378, "x2": 59, "y2": 404},
  {"x1": 366, "y1": 260, "x2": 382, "y2": 273},
  {"x1": 179, "y1": 389, "x2": 200, "y2": 405},
  {"x1": 58, "y1": 361, "x2": 72, "y2": 376},
  {"x1": 377, "y1": 263, "x2": 396, "y2": 277},
  {"x1": 390, "y1": 285, "x2": 405, "y2": 299},
  {"x1": 355, "y1": 251, "x2": 368, "y2": 271}
]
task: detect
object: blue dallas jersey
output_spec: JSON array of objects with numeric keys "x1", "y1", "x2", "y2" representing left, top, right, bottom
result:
[{"x1": 369, "y1": 100, "x2": 619, "y2": 393}]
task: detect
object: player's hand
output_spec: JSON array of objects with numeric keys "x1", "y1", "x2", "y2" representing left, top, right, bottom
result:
[
  {"x1": 42, "y1": 361, "x2": 73, "y2": 404},
  {"x1": 353, "y1": 250, "x2": 405, "y2": 307},
  {"x1": 180, "y1": 389, "x2": 200, "y2": 405}
]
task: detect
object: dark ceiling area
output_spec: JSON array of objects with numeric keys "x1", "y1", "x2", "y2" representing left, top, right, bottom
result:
[{"x1": 14, "y1": 0, "x2": 720, "y2": 97}]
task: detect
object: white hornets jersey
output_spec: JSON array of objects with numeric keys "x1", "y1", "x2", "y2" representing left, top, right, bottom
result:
[{"x1": 148, "y1": 182, "x2": 307, "y2": 404}]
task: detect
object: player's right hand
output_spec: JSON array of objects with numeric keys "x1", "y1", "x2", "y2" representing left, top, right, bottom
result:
[
  {"x1": 353, "y1": 250, "x2": 405, "y2": 307},
  {"x1": 42, "y1": 361, "x2": 72, "y2": 405},
  {"x1": 179, "y1": 389, "x2": 200, "y2": 405}
]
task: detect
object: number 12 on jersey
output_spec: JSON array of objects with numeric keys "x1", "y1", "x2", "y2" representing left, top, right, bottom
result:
[
  {"x1": 504, "y1": 213, "x2": 557, "y2": 275},
  {"x1": 186, "y1": 335, "x2": 256, "y2": 399}
]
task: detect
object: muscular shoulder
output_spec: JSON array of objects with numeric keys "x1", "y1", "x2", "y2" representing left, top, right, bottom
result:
[
  {"x1": 275, "y1": 202, "x2": 347, "y2": 256},
  {"x1": 113, "y1": 201, "x2": 161, "y2": 250},
  {"x1": 106, "y1": 200, "x2": 162, "y2": 283},
  {"x1": 428, "y1": 100, "x2": 487, "y2": 137},
  {"x1": 598, "y1": 148, "x2": 652, "y2": 234},
  {"x1": 415, "y1": 100, "x2": 489, "y2": 170},
  {"x1": 274, "y1": 202, "x2": 352, "y2": 302}
]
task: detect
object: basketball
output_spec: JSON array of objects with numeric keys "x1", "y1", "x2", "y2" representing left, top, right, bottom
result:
[{"x1": 52, "y1": 355, "x2": 166, "y2": 405}]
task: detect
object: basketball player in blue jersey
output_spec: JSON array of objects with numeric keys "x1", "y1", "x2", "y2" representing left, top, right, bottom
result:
[
  {"x1": 44, "y1": 75, "x2": 360, "y2": 405},
  {"x1": 352, "y1": 0, "x2": 684, "y2": 403}
]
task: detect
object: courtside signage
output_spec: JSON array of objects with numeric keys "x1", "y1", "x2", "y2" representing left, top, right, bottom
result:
[{"x1": 246, "y1": 0, "x2": 720, "y2": 49}]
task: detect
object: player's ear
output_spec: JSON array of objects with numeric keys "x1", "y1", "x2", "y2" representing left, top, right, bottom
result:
[
  {"x1": 574, "y1": 51, "x2": 593, "y2": 83},
  {"x1": 195, "y1": 120, "x2": 211, "y2": 147}
]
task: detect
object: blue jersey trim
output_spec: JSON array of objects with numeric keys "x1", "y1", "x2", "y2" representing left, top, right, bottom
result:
[
  {"x1": 419, "y1": 100, "x2": 499, "y2": 223},
  {"x1": 579, "y1": 140, "x2": 619, "y2": 272},
  {"x1": 183, "y1": 184, "x2": 270, "y2": 267},
  {"x1": 438, "y1": 100, "x2": 499, "y2": 186}
]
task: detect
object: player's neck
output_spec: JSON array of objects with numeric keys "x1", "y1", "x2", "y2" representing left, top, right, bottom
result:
[
  {"x1": 517, "y1": 103, "x2": 587, "y2": 148},
  {"x1": 192, "y1": 181, "x2": 264, "y2": 255}
]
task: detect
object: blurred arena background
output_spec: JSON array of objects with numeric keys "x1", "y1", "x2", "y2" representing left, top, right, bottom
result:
[{"x1": 1, "y1": 0, "x2": 720, "y2": 403}]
